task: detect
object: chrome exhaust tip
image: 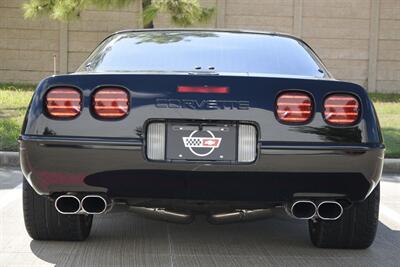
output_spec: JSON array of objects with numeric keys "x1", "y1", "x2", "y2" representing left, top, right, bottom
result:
[
  {"x1": 55, "y1": 195, "x2": 81, "y2": 214},
  {"x1": 317, "y1": 201, "x2": 343, "y2": 220},
  {"x1": 289, "y1": 200, "x2": 317, "y2": 220},
  {"x1": 81, "y1": 195, "x2": 109, "y2": 214}
]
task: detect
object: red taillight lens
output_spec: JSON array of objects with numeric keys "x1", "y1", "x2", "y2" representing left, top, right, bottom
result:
[
  {"x1": 276, "y1": 92, "x2": 313, "y2": 123},
  {"x1": 46, "y1": 88, "x2": 81, "y2": 118},
  {"x1": 324, "y1": 94, "x2": 359, "y2": 125},
  {"x1": 93, "y1": 88, "x2": 129, "y2": 119}
]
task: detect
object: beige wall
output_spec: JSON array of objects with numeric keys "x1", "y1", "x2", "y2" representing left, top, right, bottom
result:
[{"x1": 0, "y1": 0, "x2": 399, "y2": 93}]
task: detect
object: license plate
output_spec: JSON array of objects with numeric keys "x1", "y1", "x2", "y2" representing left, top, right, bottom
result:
[{"x1": 166, "y1": 122, "x2": 237, "y2": 162}]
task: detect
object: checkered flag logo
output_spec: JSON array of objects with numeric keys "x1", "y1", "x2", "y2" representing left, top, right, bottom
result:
[
  {"x1": 183, "y1": 137, "x2": 221, "y2": 148},
  {"x1": 184, "y1": 138, "x2": 202, "y2": 147}
]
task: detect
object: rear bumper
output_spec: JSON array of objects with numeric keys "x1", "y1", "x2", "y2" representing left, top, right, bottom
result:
[{"x1": 20, "y1": 135, "x2": 384, "y2": 202}]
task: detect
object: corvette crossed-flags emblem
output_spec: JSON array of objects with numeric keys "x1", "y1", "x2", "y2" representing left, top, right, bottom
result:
[
  {"x1": 182, "y1": 130, "x2": 222, "y2": 157},
  {"x1": 183, "y1": 137, "x2": 221, "y2": 148}
]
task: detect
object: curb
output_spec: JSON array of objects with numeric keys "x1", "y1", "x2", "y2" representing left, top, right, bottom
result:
[
  {"x1": 0, "y1": 151, "x2": 19, "y2": 167},
  {"x1": 1, "y1": 151, "x2": 400, "y2": 173},
  {"x1": 383, "y1": 159, "x2": 400, "y2": 174}
]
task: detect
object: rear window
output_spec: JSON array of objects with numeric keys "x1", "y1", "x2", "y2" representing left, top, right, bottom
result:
[{"x1": 78, "y1": 31, "x2": 326, "y2": 78}]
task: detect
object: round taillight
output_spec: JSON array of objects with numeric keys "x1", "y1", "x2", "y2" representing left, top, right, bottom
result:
[
  {"x1": 324, "y1": 94, "x2": 360, "y2": 125},
  {"x1": 276, "y1": 92, "x2": 313, "y2": 123},
  {"x1": 45, "y1": 88, "x2": 82, "y2": 118},
  {"x1": 93, "y1": 88, "x2": 129, "y2": 119}
]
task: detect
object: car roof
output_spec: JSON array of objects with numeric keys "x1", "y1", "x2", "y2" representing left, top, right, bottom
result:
[{"x1": 111, "y1": 28, "x2": 304, "y2": 43}]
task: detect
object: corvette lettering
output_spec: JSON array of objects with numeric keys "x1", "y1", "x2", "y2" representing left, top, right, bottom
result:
[{"x1": 155, "y1": 99, "x2": 250, "y2": 110}]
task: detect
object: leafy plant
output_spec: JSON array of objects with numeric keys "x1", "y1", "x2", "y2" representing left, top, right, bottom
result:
[{"x1": 23, "y1": 0, "x2": 214, "y2": 28}]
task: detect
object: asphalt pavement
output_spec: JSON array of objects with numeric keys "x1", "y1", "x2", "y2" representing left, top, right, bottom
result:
[{"x1": 1, "y1": 167, "x2": 399, "y2": 267}]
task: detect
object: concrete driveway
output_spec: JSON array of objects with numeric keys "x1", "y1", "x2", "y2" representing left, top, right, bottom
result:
[{"x1": 1, "y1": 168, "x2": 399, "y2": 267}]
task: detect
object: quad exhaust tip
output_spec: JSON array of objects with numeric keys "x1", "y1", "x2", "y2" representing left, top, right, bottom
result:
[
  {"x1": 81, "y1": 195, "x2": 108, "y2": 214},
  {"x1": 288, "y1": 200, "x2": 344, "y2": 220},
  {"x1": 55, "y1": 195, "x2": 81, "y2": 215},
  {"x1": 55, "y1": 194, "x2": 110, "y2": 215},
  {"x1": 317, "y1": 201, "x2": 343, "y2": 220}
]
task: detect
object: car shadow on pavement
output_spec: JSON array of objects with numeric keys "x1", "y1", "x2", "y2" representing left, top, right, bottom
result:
[{"x1": 29, "y1": 208, "x2": 400, "y2": 267}]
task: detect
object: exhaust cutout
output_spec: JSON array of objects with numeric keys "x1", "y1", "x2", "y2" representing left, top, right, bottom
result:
[
  {"x1": 81, "y1": 195, "x2": 109, "y2": 214},
  {"x1": 55, "y1": 195, "x2": 81, "y2": 214},
  {"x1": 289, "y1": 200, "x2": 316, "y2": 219},
  {"x1": 317, "y1": 201, "x2": 343, "y2": 220}
]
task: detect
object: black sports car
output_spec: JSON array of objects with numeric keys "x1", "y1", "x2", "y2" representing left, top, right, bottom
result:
[{"x1": 20, "y1": 29, "x2": 384, "y2": 248}]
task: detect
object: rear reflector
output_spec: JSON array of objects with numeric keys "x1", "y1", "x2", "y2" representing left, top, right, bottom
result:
[
  {"x1": 147, "y1": 123, "x2": 166, "y2": 160},
  {"x1": 324, "y1": 94, "x2": 360, "y2": 125},
  {"x1": 93, "y1": 88, "x2": 129, "y2": 119},
  {"x1": 276, "y1": 92, "x2": 313, "y2": 123},
  {"x1": 177, "y1": 86, "x2": 229, "y2": 94},
  {"x1": 46, "y1": 88, "x2": 81, "y2": 118},
  {"x1": 238, "y1": 124, "x2": 257, "y2": 163}
]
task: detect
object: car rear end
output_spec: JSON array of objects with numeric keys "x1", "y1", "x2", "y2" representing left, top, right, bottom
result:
[
  {"x1": 21, "y1": 73, "x2": 384, "y2": 201},
  {"x1": 20, "y1": 30, "x2": 384, "y2": 248}
]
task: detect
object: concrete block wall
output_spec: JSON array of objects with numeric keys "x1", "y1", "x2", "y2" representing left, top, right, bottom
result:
[
  {"x1": 0, "y1": 0, "x2": 399, "y2": 93},
  {"x1": 0, "y1": 0, "x2": 59, "y2": 83},
  {"x1": 67, "y1": 4, "x2": 141, "y2": 72},
  {"x1": 378, "y1": 0, "x2": 400, "y2": 92},
  {"x1": 224, "y1": 0, "x2": 294, "y2": 32},
  {"x1": 301, "y1": 0, "x2": 371, "y2": 88}
]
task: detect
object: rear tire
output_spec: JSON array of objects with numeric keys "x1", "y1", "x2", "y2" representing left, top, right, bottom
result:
[
  {"x1": 309, "y1": 183, "x2": 380, "y2": 249},
  {"x1": 23, "y1": 177, "x2": 93, "y2": 241}
]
